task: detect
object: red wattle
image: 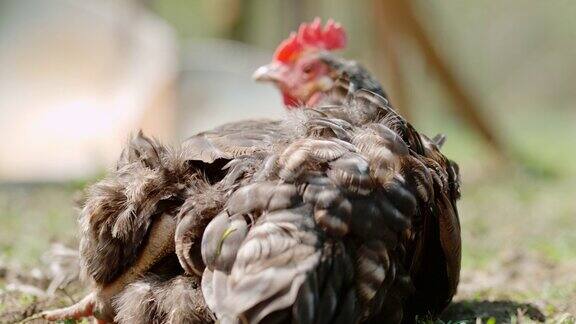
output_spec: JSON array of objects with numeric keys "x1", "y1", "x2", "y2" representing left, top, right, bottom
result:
[{"x1": 282, "y1": 92, "x2": 299, "y2": 109}]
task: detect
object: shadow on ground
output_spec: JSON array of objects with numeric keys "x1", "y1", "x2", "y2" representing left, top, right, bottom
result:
[{"x1": 441, "y1": 300, "x2": 546, "y2": 323}]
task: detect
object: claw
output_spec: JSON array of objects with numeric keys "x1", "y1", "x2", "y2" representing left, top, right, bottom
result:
[{"x1": 41, "y1": 292, "x2": 96, "y2": 321}]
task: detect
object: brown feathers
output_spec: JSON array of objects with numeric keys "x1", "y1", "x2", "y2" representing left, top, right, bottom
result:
[
  {"x1": 114, "y1": 275, "x2": 214, "y2": 323},
  {"x1": 79, "y1": 132, "x2": 196, "y2": 284},
  {"x1": 198, "y1": 87, "x2": 460, "y2": 323},
  {"x1": 48, "y1": 79, "x2": 460, "y2": 323}
]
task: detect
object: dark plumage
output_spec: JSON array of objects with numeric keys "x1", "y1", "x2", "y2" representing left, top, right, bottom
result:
[
  {"x1": 197, "y1": 80, "x2": 461, "y2": 323},
  {"x1": 320, "y1": 52, "x2": 389, "y2": 100}
]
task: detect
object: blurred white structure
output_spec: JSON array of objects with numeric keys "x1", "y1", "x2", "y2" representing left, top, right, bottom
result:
[
  {"x1": 0, "y1": 0, "x2": 178, "y2": 181},
  {"x1": 178, "y1": 39, "x2": 284, "y2": 137},
  {"x1": 0, "y1": 0, "x2": 286, "y2": 182}
]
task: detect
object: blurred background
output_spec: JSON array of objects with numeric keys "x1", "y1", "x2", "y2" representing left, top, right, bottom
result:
[{"x1": 0, "y1": 0, "x2": 575, "y2": 322}]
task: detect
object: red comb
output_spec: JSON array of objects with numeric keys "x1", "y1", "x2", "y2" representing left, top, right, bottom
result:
[{"x1": 273, "y1": 18, "x2": 347, "y2": 64}]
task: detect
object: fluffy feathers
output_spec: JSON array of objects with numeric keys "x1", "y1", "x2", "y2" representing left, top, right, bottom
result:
[{"x1": 45, "y1": 74, "x2": 460, "y2": 324}]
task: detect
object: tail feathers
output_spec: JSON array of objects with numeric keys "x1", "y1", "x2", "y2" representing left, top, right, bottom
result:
[
  {"x1": 432, "y1": 134, "x2": 447, "y2": 148},
  {"x1": 79, "y1": 132, "x2": 199, "y2": 284}
]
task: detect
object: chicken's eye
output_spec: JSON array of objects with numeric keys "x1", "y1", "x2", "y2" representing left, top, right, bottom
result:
[{"x1": 302, "y1": 64, "x2": 315, "y2": 75}]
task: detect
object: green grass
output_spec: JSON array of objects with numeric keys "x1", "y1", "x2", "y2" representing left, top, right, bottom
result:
[{"x1": 0, "y1": 185, "x2": 78, "y2": 267}]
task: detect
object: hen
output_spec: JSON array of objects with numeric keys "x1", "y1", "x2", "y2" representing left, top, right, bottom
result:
[
  {"x1": 42, "y1": 18, "x2": 461, "y2": 324},
  {"x1": 197, "y1": 86, "x2": 461, "y2": 323},
  {"x1": 244, "y1": 18, "x2": 462, "y2": 321}
]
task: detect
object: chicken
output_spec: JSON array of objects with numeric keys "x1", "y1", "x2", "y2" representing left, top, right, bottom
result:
[
  {"x1": 266, "y1": 19, "x2": 461, "y2": 319},
  {"x1": 199, "y1": 19, "x2": 461, "y2": 322},
  {"x1": 43, "y1": 18, "x2": 460, "y2": 324},
  {"x1": 198, "y1": 81, "x2": 461, "y2": 323}
]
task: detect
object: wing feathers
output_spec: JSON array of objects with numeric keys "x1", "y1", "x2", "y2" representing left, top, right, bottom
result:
[{"x1": 79, "y1": 85, "x2": 460, "y2": 323}]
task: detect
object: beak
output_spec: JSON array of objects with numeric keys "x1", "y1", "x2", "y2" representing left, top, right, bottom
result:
[{"x1": 252, "y1": 63, "x2": 282, "y2": 82}]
